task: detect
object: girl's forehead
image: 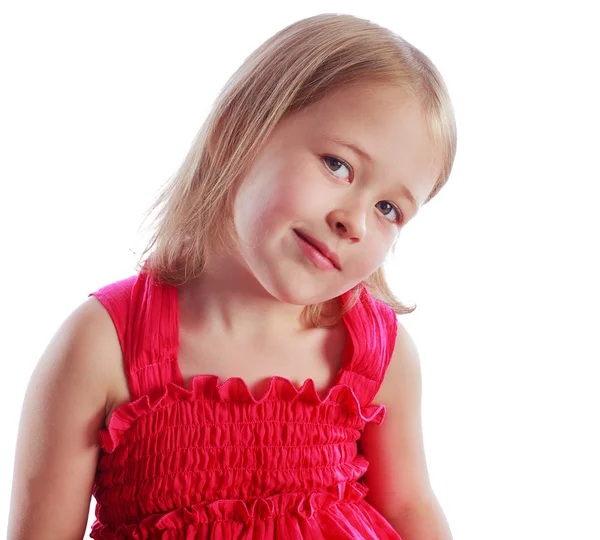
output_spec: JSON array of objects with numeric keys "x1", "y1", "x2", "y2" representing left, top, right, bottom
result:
[
  {"x1": 289, "y1": 84, "x2": 425, "y2": 137},
  {"x1": 288, "y1": 86, "x2": 434, "y2": 152}
]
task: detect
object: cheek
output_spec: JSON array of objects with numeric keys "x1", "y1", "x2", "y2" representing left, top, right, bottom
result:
[
  {"x1": 245, "y1": 174, "x2": 323, "y2": 228},
  {"x1": 349, "y1": 232, "x2": 394, "y2": 277},
  {"x1": 233, "y1": 177, "x2": 303, "y2": 241},
  {"x1": 364, "y1": 242, "x2": 389, "y2": 268},
  {"x1": 233, "y1": 180, "x2": 268, "y2": 242}
]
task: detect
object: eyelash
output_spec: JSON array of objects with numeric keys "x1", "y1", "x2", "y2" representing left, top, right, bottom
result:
[{"x1": 322, "y1": 155, "x2": 404, "y2": 225}]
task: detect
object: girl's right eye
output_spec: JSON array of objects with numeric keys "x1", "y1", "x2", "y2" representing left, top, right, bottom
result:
[{"x1": 323, "y1": 155, "x2": 352, "y2": 181}]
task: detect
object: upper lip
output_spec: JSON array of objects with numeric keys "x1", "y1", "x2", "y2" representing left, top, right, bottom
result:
[{"x1": 294, "y1": 229, "x2": 342, "y2": 270}]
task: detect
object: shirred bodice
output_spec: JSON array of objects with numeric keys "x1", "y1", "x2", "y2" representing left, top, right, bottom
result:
[{"x1": 88, "y1": 272, "x2": 401, "y2": 539}]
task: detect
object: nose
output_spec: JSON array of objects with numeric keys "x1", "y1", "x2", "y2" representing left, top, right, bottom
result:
[{"x1": 327, "y1": 207, "x2": 367, "y2": 243}]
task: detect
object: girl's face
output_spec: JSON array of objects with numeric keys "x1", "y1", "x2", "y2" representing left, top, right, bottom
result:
[{"x1": 231, "y1": 83, "x2": 442, "y2": 306}]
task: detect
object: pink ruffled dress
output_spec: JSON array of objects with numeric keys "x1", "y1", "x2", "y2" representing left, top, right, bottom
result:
[{"x1": 88, "y1": 271, "x2": 401, "y2": 539}]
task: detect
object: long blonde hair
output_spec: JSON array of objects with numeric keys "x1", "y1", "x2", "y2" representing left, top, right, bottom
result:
[{"x1": 135, "y1": 13, "x2": 457, "y2": 328}]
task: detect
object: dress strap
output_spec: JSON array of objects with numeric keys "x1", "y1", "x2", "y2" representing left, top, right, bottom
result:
[
  {"x1": 88, "y1": 271, "x2": 181, "y2": 400},
  {"x1": 336, "y1": 286, "x2": 398, "y2": 408}
]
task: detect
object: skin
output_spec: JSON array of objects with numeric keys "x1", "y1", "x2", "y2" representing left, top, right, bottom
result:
[{"x1": 8, "y1": 82, "x2": 452, "y2": 539}]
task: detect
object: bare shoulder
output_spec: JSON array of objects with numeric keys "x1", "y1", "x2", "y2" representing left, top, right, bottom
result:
[
  {"x1": 8, "y1": 295, "x2": 125, "y2": 539},
  {"x1": 23, "y1": 295, "x2": 126, "y2": 419},
  {"x1": 359, "y1": 318, "x2": 436, "y2": 520},
  {"x1": 37, "y1": 295, "x2": 128, "y2": 421},
  {"x1": 373, "y1": 319, "x2": 421, "y2": 405}
]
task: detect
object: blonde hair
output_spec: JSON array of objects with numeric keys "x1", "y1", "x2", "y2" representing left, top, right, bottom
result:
[{"x1": 135, "y1": 13, "x2": 457, "y2": 328}]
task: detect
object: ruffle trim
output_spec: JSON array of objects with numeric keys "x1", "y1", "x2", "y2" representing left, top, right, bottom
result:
[
  {"x1": 90, "y1": 481, "x2": 369, "y2": 538},
  {"x1": 100, "y1": 375, "x2": 386, "y2": 453}
]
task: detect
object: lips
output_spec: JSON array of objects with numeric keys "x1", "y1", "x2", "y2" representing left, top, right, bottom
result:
[{"x1": 293, "y1": 229, "x2": 342, "y2": 270}]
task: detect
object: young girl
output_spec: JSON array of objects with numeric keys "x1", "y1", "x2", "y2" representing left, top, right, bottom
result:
[{"x1": 9, "y1": 13, "x2": 456, "y2": 540}]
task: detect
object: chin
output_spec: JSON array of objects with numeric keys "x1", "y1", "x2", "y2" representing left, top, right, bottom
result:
[
  {"x1": 269, "y1": 283, "x2": 326, "y2": 306},
  {"x1": 245, "y1": 251, "x2": 350, "y2": 306},
  {"x1": 263, "y1": 273, "x2": 350, "y2": 307},
  {"x1": 252, "y1": 271, "x2": 321, "y2": 304}
]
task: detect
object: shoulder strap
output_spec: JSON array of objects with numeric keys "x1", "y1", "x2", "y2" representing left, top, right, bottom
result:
[
  {"x1": 89, "y1": 271, "x2": 181, "y2": 400},
  {"x1": 88, "y1": 275, "x2": 137, "y2": 359},
  {"x1": 336, "y1": 286, "x2": 398, "y2": 407}
]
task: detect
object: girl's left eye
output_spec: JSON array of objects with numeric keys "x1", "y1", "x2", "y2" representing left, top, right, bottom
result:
[
  {"x1": 323, "y1": 155, "x2": 403, "y2": 225},
  {"x1": 375, "y1": 201, "x2": 403, "y2": 224}
]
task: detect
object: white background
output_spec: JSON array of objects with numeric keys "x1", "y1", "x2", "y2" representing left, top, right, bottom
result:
[{"x1": 1, "y1": 1, "x2": 599, "y2": 538}]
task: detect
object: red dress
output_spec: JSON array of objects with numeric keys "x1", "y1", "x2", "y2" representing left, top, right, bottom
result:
[{"x1": 88, "y1": 271, "x2": 402, "y2": 539}]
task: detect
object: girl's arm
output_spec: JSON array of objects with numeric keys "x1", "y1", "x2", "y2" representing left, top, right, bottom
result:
[
  {"x1": 8, "y1": 297, "x2": 123, "y2": 540},
  {"x1": 359, "y1": 321, "x2": 453, "y2": 540}
]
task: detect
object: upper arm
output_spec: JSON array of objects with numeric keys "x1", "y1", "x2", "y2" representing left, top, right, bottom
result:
[
  {"x1": 8, "y1": 296, "x2": 123, "y2": 540},
  {"x1": 359, "y1": 320, "x2": 435, "y2": 520}
]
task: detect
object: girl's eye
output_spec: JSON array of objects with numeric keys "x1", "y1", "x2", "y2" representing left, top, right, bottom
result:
[
  {"x1": 376, "y1": 201, "x2": 404, "y2": 224},
  {"x1": 323, "y1": 155, "x2": 352, "y2": 180},
  {"x1": 323, "y1": 155, "x2": 403, "y2": 225}
]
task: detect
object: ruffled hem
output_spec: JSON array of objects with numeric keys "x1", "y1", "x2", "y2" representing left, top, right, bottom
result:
[
  {"x1": 100, "y1": 375, "x2": 386, "y2": 453},
  {"x1": 90, "y1": 481, "x2": 401, "y2": 539}
]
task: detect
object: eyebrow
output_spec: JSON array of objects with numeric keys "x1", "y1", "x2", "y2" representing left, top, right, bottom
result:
[{"x1": 324, "y1": 136, "x2": 419, "y2": 211}]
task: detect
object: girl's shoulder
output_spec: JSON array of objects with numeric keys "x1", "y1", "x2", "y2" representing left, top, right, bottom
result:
[{"x1": 8, "y1": 293, "x2": 128, "y2": 538}]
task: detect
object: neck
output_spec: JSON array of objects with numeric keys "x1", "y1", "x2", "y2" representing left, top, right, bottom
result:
[{"x1": 177, "y1": 255, "x2": 318, "y2": 342}]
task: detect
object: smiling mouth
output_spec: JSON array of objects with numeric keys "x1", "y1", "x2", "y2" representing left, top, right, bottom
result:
[{"x1": 293, "y1": 229, "x2": 341, "y2": 271}]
